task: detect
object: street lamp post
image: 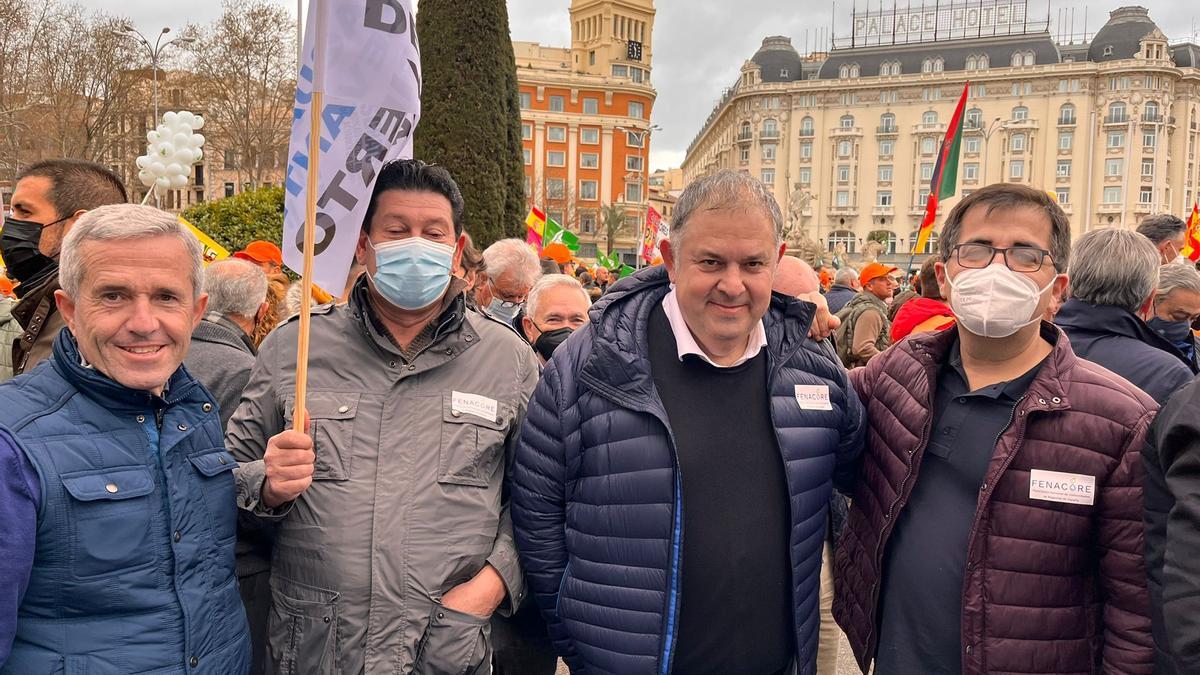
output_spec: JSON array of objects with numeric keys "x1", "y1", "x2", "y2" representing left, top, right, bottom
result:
[
  {"x1": 616, "y1": 123, "x2": 661, "y2": 269},
  {"x1": 980, "y1": 117, "x2": 1006, "y2": 185}
]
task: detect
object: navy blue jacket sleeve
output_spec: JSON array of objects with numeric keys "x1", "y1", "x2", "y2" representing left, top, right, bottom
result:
[
  {"x1": 510, "y1": 359, "x2": 578, "y2": 665},
  {"x1": 0, "y1": 428, "x2": 39, "y2": 667}
]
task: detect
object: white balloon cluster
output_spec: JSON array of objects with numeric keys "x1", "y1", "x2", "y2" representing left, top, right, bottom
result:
[{"x1": 135, "y1": 111, "x2": 206, "y2": 194}]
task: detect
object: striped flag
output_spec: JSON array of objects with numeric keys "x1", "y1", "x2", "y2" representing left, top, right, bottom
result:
[
  {"x1": 525, "y1": 207, "x2": 546, "y2": 249},
  {"x1": 1182, "y1": 201, "x2": 1200, "y2": 262},
  {"x1": 911, "y1": 81, "x2": 970, "y2": 255}
]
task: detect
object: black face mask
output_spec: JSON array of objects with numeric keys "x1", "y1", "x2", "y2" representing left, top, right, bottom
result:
[
  {"x1": 533, "y1": 326, "x2": 574, "y2": 361},
  {"x1": 1, "y1": 215, "x2": 66, "y2": 294}
]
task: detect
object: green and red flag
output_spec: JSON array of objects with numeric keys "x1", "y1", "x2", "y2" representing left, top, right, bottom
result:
[
  {"x1": 525, "y1": 207, "x2": 546, "y2": 250},
  {"x1": 912, "y1": 81, "x2": 970, "y2": 254},
  {"x1": 1182, "y1": 201, "x2": 1200, "y2": 262}
]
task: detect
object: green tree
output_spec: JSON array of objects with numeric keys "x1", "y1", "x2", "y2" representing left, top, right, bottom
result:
[
  {"x1": 182, "y1": 186, "x2": 284, "y2": 253},
  {"x1": 601, "y1": 203, "x2": 625, "y2": 254},
  {"x1": 414, "y1": 0, "x2": 524, "y2": 247}
]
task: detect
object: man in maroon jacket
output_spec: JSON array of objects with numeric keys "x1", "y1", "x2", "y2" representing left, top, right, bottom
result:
[{"x1": 833, "y1": 183, "x2": 1156, "y2": 674}]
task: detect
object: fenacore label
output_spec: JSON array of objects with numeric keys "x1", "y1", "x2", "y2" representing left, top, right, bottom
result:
[
  {"x1": 451, "y1": 391, "x2": 498, "y2": 423},
  {"x1": 794, "y1": 385, "x2": 833, "y2": 411},
  {"x1": 1029, "y1": 469, "x2": 1096, "y2": 506}
]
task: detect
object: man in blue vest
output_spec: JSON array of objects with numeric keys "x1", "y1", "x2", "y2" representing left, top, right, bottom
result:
[{"x1": 0, "y1": 204, "x2": 315, "y2": 673}]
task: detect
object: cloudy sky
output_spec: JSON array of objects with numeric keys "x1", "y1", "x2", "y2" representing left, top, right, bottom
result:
[{"x1": 90, "y1": 0, "x2": 1198, "y2": 171}]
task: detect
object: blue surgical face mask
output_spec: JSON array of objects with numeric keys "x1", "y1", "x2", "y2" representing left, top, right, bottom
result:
[
  {"x1": 368, "y1": 237, "x2": 455, "y2": 310},
  {"x1": 487, "y1": 297, "x2": 522, "y2": 324},
  {"x1": 1148, "y1": 316, "x2": 1194, "y2": 348}
]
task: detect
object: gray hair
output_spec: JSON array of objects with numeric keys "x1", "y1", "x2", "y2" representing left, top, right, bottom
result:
[
  {"x1": 285, "y1": 280, "x2": 315, "y2": 319},
  {"x1": 834, "y1": 267, "x2": 859, "y2": 286},
  {"x1": 59, "y1": 204, "x2": 203, "y2": 299},
  {"x1": 1067, "y1": 229, "x2": 1160, "y2": 313},
  {"x1": 482, "y1": 238, "x2": 541, "y2": 289},
  {"x1": 525, "y1": 274, "x2": 590, "y2": 320},
  {"x1": 1156, "y1": 263, "x2": 1200, "y2": 303},
  {"x1": 670, "y1": 170, "x2": 784, "y2": 252},
  {"x1": 1136, "y1": 214, "x2": 1187, "y2": 246},
  {"x1": 203, "y1": 258, "x2": 268, "y2": 318}
]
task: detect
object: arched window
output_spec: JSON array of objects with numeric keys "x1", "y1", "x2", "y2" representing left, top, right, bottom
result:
[
  {"x1": 921, "y1": 137, "x2": 937, "y2": 154},
  {"x1": 978, "y1": 54, "x2": 989, "y2": 68},
  {"x1": 966, "y1": 55, "x2": 977, "y2": 70},
  {"x1": 1011, "y1": 51, "x2": 1023, "y2": 67},
  {"x1": 838, "y1": 140, "x2": 853, "y2": 157},
  {"x1": 880, "y1": 113, "x2": 896, "y2": 131},
  {"x1": 828, "y1": 230, "x2": 857, "y2": 254},
  {"x1": 739, "y1": 121, "x2": 752, "y2": 138},
  {"x1": 800, "y1": 116, "x2": 814, "y2": 135},
  {"x1": 908, "y1": 230, "x2": 939, "y2": 254},
  {"x1": 965, "y1": 107, "x2": 983, "y2": 128},
  {"x1": 1023, "y1": 50, "x2": 1035, "y2": 66},
  {"x1": 1011, "y1": 105, "x2": 1029, "y2": 120},
  {"x1": 1109, "y1": 101, "x2": 1127, "y2": 122},
  {"x1": 1145, "y1": 100, "x2": 1159, "y2": 121},
  {"x1": 840, "y1": 114, "x2": 855, "y2": 129},
  {"x1": 839, "y1": 64, "x2": 850, "y2": 79},
  {"x1": 1058, "y1": 103, "x2": 1076, "y2": 125},
  {"x1": 869, "y1": 230, "x2": 898, "y2": 254},
  {"x1": 762, "y1": 118, "x2": 778, "y2": 137},
  {"x1": 922, "y1": 111, "x2": 938, "y2": 125},
  {"x1": 922, "y1": 58, "x2": 933, "y2": 73},
  {"x1": 849, "y1": 64, "x2": 860, "y2": 78},
  {"x1": 889, "y1": 61, "x2": 901, "y2": 76},
  {"x1": 1010, "y1": 132, "x2": 1027, "y2": 152},
  {"x1": 933, "y1": 57, "x2": 944, "y2": 72}
]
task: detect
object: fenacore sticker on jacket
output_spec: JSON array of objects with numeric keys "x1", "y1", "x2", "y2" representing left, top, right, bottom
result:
[
  {"x1": 794, "y1": 385, "x2": 833, "y2": 411},
  {"x1": 1028, "y1": 469, "x2": 1096, "y2": 506},
  {"x1": 452, "y1": 391, "x2": 499, "y2": 423}
]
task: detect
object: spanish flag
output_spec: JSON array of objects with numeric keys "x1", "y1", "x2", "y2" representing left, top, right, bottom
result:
[
  {"x1": 912, "y1": 81, "x2": 969, "y2": 254},
  {"x1": 1181, "y1": 202, "x2": 1200, "y2": 263},
  {"x1": 525, "y1": 207, "x2": 546, "y2": 250}
]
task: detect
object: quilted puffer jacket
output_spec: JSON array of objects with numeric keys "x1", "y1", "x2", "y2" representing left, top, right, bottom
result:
[
  {"x1": 512, "y1": 266, "x2": 865, "y2": 675},
  {"x1": 833, "y1": 323, "x2": 1157, "y2": 674}
]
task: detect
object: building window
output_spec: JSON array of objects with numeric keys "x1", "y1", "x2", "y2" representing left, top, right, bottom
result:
[
  {"x1": 878, "y1": 164, "x2": 893, "y2": 182},
  {"x1": 800, "y1": 141, "x2": 813, "y2": 159},
  {"x1": 523, "y1": 148, "x2": 531, "y2": 165},
  {"x1": 549, "y1": 95, "x2": 565, "y2": 112},
  {"x1": 762, "y1": 143, "x2": 777, "y2": 160},
  {"x1": 1103, "y1": 186, "x2": 1122, "y2": 203},
  {"x1": 921, "y1": 138, "x2": 936, "y2": 155},
  {"x1": 1058, "y1": 104, "x2": 1076, "y2": 125},
  {"x1": 740, "y1": 147, "x2": 750, "y2": 162},
  {"x1": 780, "y1": 67, "x2": 789, "y2": 78},
  {"x1": 630, "y1": 67, "x2": 644, "y2": 83},
  {"x1": 1145, "y1": 100, "x2": 1160, "y2": 121},
  {"x1": 964, "y1": 137, "x2": 981, "y2": 153},
  {"x1": 828, "y1": 230, "x2": 856, "y2": 253},
  {"x1": 547, "y1": 150, "x2": 566, "y2": 167},
  {"x1": 580, "y1": 180, "x2": 598, "y2": 201},
  {"x1": 1105, "y1": 158, "x2": 1123, "y2": 176},
  {"x1": 922, "y1": 111, "x2": 938, "y2": 125},
  {"x1": 625, "y1": 182, "x2": 642, "y2": 203},
  {"x1": 799, "y1": 167, "x2": 812, "y2": 185},
  {"x1": 762, "y1": 169, "x2": 775, "y2": 184},
  {"x1": 800, "y1": 116, "x2": 814, "y2": 136},
  {"x1": 548, "y1": 126, "x2": 566, "y2": 142},
  {"x1": 547, "y1": 178, "x2": 565, "y2": 199},
  {"x1": 626, "y1": 155, "x2": 644, "y2": 172},
  {"x1": 626, "y1": 131, "x2": 643, "y2": 147},
  {"x1": 762, "y1": 118, "x2": 779, "y2": 138},
  {"x1": 224, "y1": 149, "x2": 238, "y2": 169},
  {"x1": 1059, "y1": 132, "x2": 1073, "y2": 151},
  {"x1": 836, "y1": 190, "x2": 850, "y2": 207},
  {"x1": 1011, "y1": 106, "x2": 1029, "y2": 121},
  {"x1": 964, "y1": 163, "x2": 979, "y2": 180},
  {"x1": 920, "y1": 162, "x2": 934, "y2": 181},
  {"x1": 524, "y1": 176, "x2": 531, "y2": 196},
  {"x1": 908, "y1": 230, "x2": 938, "y2": 254},
  {"x1": 1010, "y1": 133, "x2": 1026, "y2": 152},
  {"x1": 521, "y1": 123, "x2": 533, "y2": 140},
  {"x1": 1056, "y1": 160, "x2": 1071, "y2": 177},
  {"x1": 838, "y1": 140, "x2": 853, "y2": 157},
  {"x1": 1141, "y1": 159, "x2": 1154, "y2": 177},
  {"x1": 583, "y1": 98, "x2": 599, "y2": 115},
  {"x1": 580, "y1": 152, "x2": 599, "y2": 169},
  {"x1": 581, "y1": 128, "x2": 599, "y2": 144},
  {"x1": 838, "y1": 165, "x2": 850, "y2": 182},
  {"x1": 879, "y1": 140, "x2": 894, "y2": 157},
  {"x1": 224, "y1": 182, "x2": 235, "y2": 198},
  {"x1": 612, "y1": 64, "x2": 628, "y2": 78},
  {"x1": 519, "y1": 92, "x2": 531, "y2": 109},
  {"x1": 1140, "y1": 186, "x2": 1153, "y2": 203},
  {"x1": 579, "y1": 211, "x2": 597, "y2": 234},
  {"x1": 839, "y1": 64, "x2": 850, "y2": 79},
  {"x1": 1109, "y1": 101, "x2": 1127, "y2": 123},
  {"x1": 877, "y1": 191, "x2": 892, "y2": 207},
  {"x1": 1108, "y1": 131, "x2": 1125, "y2": 148},
  {"x1": 628, "y1": 101, "x2": 644, "y2": 118},
  {"x1": 840, "y1": 115, "x2": 855, "y2": 129},
  {"x1": 1055, "y1": 188, "x2": 1070, "y2": 205},
  {"x1": 879, "y1": 113, "x2": 896, "y2": 132},
  {"x1": 1143, "y1": 130, "x2": 1156, "y2": 148},
  {"x1": 1009, "y1": 160, "x2": 1024, "y2": 179}
]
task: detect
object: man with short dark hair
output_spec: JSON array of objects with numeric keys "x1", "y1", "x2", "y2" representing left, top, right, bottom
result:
[
  {"x1": 0, "y1": 159, "x2": 127, "y2": 378},
  {"x1": 1137, "y1": 214, "x2": 1189, "y2": 265},
  {"x1": 835, "y1": 183, "x2": 1156, "y2": 674},
  {"x1": 225, "y1": 159, "x2": 538, "y2": 674}
]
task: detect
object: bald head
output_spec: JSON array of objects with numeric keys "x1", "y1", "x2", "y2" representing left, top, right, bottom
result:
[{"x1": 773, "y1": 256, "x2": 820, "y2": 297}]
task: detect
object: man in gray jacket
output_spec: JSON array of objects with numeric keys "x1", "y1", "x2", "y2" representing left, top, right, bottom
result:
[{"x1": 225, "y1": 159, "x2": 538, "y2": 675}]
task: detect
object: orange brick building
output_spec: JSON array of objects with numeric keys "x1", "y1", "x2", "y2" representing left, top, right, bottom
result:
[{"x1": 516, "y1": 0, "x2": 657, "y2": 262}]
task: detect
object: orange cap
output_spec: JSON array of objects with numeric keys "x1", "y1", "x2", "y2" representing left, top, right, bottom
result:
[
  {"x1": 235, "y1": 240, "x2": 283, "y2": 266},
  {"x1": 859, "y1": 262, "x2": 899, "y2": 286}
]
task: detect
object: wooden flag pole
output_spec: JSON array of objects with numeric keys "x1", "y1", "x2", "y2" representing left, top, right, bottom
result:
[{"x1": 294, "y1": 90, "x2": 322, "y2": 433}]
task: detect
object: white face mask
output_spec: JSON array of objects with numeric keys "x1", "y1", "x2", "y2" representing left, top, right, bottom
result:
[{"x1": 947, "y1": 264, "x2": 1057, "y2": 339}]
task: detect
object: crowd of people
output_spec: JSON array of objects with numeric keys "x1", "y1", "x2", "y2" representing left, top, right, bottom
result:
[{"x1": 1, "y1": 156, "x2": 1199, "y2": 675}]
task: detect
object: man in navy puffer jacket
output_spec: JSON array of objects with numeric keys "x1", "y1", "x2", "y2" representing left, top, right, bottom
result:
[{"x1": 512, "y1": 170, "x2": 865, "y2": 675}]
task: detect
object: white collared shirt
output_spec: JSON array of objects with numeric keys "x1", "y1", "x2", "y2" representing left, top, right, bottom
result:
[{"x1": 661, "y1": 286, "x2": 767, "y2": 368}]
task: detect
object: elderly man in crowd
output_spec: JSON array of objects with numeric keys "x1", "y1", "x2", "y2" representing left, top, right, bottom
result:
[
  {"x1": 513, "y1": 170, "x2": 864, "y2": 674},
  {"x1": 1, "y1": 159, "x2": 127, "y2": 378},
  {"x1": 0, "y1": 204, "x2": 311, "y2": 673},
  {"x1": 834, "y1": 262, "x2": 898, "y2": 368},
  {"x1": 475, "y1": 238, "x2": 541, "y2": 330},
  {"x1": 225, "y1": 160, "x2": 538, "y2": 675},
  {"x1": 520, "y1": 274, "x2": 590, "y2": 365},
  {"x1": 835, "y1": 183, "x2": 1156, "y2": 674},
  {"x1": 1137, "y1": 213, "x2": 1189, "y2": 265},
  {"x1": 1147, "y1": 263, "x2": 1200, "y2": 370},
  {"x1": 824, "y1": 266, "x2": 859, "y2": 315}
]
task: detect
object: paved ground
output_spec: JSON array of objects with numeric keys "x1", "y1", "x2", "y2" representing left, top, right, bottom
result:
[{"x1": 551, "y1": 632, "x2": 860, "y2": 674}]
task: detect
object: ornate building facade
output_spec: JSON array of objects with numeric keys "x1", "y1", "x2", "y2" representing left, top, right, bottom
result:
[{"x1": 682, "y1": 4, "x2": 1200, "y2": 266}]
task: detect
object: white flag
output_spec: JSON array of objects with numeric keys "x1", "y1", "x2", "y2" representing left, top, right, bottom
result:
[{"x1": 283, "y1": 0, "x2": 422, "y2": 292}]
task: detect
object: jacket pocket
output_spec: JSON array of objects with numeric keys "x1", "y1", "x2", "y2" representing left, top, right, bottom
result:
[
  {"x1": 60, "y1": 466, "x2": 156, "y2": 579},
  {"x1": 187, "y1": 447, "x2": 239, "y2": 586},
  {"x1": 266, "y1": 576, "x2": 340, "y2": 675},
  {"x1": 438, "y1": 392, "x2": 511, "y2": 488},
  {"x1": 283, "y1": 392, "x2": 358, "y2": 481},
  {"x1": 412, "y1": 603, "x2": 490, "y2": 675}
]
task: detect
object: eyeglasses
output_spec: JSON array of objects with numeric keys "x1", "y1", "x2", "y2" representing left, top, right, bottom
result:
[{"x1": 953, "y1": 243, "x2": 1051, "y2": 273}]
